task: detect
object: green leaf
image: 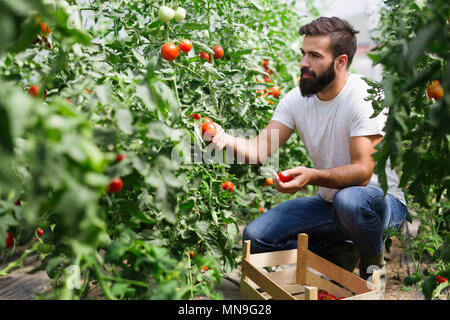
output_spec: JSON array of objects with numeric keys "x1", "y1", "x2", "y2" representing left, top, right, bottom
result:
[
  {"x1": 116, "y1": 109, "x2": 133, "y2": 135},
  {"x1": 183, "y1": 23, "x2": 210, "y2": 31},
  {"x1": 405, "y1": 21, "x2": 441, "y2": 69},
  {"x1": 191, "y1": 40, "x2": 214, "y2": 55}
]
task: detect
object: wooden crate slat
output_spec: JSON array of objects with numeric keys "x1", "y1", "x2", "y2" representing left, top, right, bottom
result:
[
  {"x1": 265, "y1": 268, "x2": 296, "y2": 285},
  {"x1": 240, "y1": 279, "x2": 267, "y2": 300},
  {"x1": 305, "y1": 268, "x2": 353, "y2": 298},
  {"x1": 247, "y1": 249, "x2": 298, "y2": 268},
  {"x1": 306, "y1": 250, "x2": 370, "y2": 294},
  {"x1": 304, "y1": 286, "x2": 318, "y2": 300},
  {"x1": 340, "y1": 290, "x2": 381, "y2": 300},
  {"x1": 296, "y1": 234, "x2": 308, "y2": 284},
  {"x1": 242, "y1": 259, "x2": 296, "y2": 300},
  {"x1": 281, "y1": 283, "x2": 306, "y2": 295}
]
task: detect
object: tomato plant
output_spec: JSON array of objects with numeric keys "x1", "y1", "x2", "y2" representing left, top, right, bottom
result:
[
  {"x1": 367, "y1": 0, "x2": 449, "y2": 300},
  {"x1": 0, "y1": 0, "x2": 319, "y2": 300}
]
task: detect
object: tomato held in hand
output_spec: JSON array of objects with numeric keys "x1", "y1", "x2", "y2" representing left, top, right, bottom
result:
[
  {"x1": 278, "y1": 171, "x2": 293, "y2": 183},
  {"x1": 221, "y1": 181, "x2": 234, "y2": 192},
  {"x1": 5, "y1": 232, "x2": 14, "y2": 249},
  {"x1": 108, "y1": 177, "x2": 123, "y2": 193},
  {"x1": 161, "y1": 43, "x2": 179, "y2": 61},
  {"x1": 202, "y1": 122, "x2": 216, "y2": 139},
  {"x1": 213, "y1": 46, "x2": 224, "y2": 59},
  {"x1": 202, "y1": 116, "x2": 213, "y2": 124},
  {"x1": 179, "y1": 39, "x2": 193, "y2": 53},
  {"x1": 426, "y1": 80, "x2": 444, "y2": 101}
]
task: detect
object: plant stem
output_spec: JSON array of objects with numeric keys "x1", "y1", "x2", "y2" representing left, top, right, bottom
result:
[
  {"x1": 0, "y1": 241, "x2": 39, "y2": 276},
  {"x1": 92, "y1": 262, "x2": 117, "y2": 300}
]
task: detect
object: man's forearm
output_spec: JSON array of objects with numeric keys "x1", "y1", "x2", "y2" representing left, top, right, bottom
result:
[
  {"x1": 309, "y1": 164, "x2": 372, "y2": 189},
  {"x1": 225, "y1": 136, "x2": 260, "y2": 165}
]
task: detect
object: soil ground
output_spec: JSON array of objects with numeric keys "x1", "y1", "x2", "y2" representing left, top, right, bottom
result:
[{"x1": 0, "y1": 236, "x2": 425, "y2": 300}]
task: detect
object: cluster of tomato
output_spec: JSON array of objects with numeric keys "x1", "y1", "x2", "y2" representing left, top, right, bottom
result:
[
  {"x1": 32, "y1": 17, "x2": 52, "y2": 49},
  {"x1": 4, "y1": 202, "x2": 45, "y2": 251},
  {"x1": 255, "y1": 59, "x2": 281, "y2": 105},
  {"x1": 426, "y1": 80, "x2": 444, "y2": 101},
  {"x1": 318, "y1": 290, "x2": 345, "y2": 300},
  {"x1": 158, "y1": 6, "x2": 224, "y2": 63}
]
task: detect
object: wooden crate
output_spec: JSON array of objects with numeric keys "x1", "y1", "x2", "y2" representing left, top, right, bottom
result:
[{"x1": 240, "y1": 233, "x2": 382, "y2": 300}]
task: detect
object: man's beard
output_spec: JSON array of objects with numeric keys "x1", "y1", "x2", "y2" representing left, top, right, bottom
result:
[{"x1": 299, "y1": 62, "x2": 336, "y2": 98}]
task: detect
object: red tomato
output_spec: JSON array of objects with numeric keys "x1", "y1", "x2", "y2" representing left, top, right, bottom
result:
[
  {"x1": 268, "y1": 86, "x2": 281, "y2": 97},
  {"x1": 259, "y1": 206, "x2": 264, "y2": 213},
  {"x1": 264, "y1": 76, "x2": 272, "y2": 83},
  {"x1": 199, "y1": 51, "x2": 211, "y2": 62},
  {"x1": 278, "y1": 171, "x2": 293, "y2": 183},
  {"x1": 201, "y1": 266, "x2": 208, "y2": 272},
  {"x1": 256, "y1": 89, "x2": 266, "y2": 98},
  {"x1": 5, "y1": 232, "x2": 14, "y2": 249},
  {"x1": 161, "y1": 43, "x2": 179, "y2": 61},
  {"x1": 67, "y1": 98, "x2": 73, "y2": 103},
  {"x1": 262, "y1": 59, "x2": 269, "y2": 68},
  {"x1": 37, "y1": 228, "x2": 44, "y2": 237},
  {"x1": 189, "y1": 250, "x2": 194, "y2": 259},
  {"x1": 202, "y1": 122, "x2": 216, "y2": 139},
  {"x1": 437, "y1": 275, "x2": 448, "y2": 284},
  {"x1": 189, "y1": 113, "x2": 200, "y2": 120},
  {"x1": 265, "y1": 177, "x2": 273, "y2": 186},
  {"x1": 116, "y1": 154, "x2": 126, "y2": 163},
  {"x1": 108, "y1": 177, "x2": 123, "y2": 193},
  {"x1": 202, "y1": 116, "x2": 213, "y2": 124},
  {"x1": 40, "y1": 22, "x2": 47, "y2": 34},
  {"x1": 179, "y1": 39, "x2": 193, "y2": 53},
  {"x1": 213, "y1": 46, "x2": 224, "y2": 59},
  {"x1": 221, "y1": 181, "x2": 234, "y2": 192},
  {"x1": 426, "y1": 80, "x2": 444, "y2": 101},
  {"x1": 28, "y1": 85, "x2": 40, "y2": 97}
]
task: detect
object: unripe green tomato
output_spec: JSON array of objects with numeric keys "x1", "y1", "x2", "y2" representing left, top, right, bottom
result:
[
  {"x1": 174, "y1": 7, "x2": 186, "y2": 22},
  {"x1": 158, "y1": 6, "x2": 174, "y2": 23}
]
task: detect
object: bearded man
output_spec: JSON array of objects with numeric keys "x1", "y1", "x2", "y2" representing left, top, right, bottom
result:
[{"x1": 210, "y1": 17, "x2": 407, "y2": 294}]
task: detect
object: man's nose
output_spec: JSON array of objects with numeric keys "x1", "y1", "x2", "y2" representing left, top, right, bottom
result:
[{"x1": 300, "y1": 56, "x2": 310, "y2": 69}]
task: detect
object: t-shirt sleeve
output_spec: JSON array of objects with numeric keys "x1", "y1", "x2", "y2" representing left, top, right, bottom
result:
[
  {"x1": 271, "y1": 89, "x2": 296, "y2": 130},
  {"x1": 350, "y1": 98, "x2": 387, "y2": 137}
]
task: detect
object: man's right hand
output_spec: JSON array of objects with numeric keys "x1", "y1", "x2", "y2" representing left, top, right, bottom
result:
[{"x1": 211, "y1": 122, "x2": 232, "y2": 150}]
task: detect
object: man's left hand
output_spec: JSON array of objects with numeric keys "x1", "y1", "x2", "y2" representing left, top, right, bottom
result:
[{"x1": 273, "y1": 166, "x2": 316, "y2": 194}]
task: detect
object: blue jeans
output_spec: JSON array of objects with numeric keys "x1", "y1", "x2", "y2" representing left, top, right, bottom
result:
[{"x1": 243, "y1": 185, "x2": 408, "y2": 257}]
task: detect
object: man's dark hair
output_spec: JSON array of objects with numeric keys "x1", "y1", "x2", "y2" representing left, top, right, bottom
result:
[{"x1": 299, "y1": 17, "x2": 359, "y2": 68}]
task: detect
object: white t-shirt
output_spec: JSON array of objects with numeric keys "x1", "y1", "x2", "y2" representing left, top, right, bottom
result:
[{"x1": 271, "y1": 73, "x2": 406, "y2": 205}]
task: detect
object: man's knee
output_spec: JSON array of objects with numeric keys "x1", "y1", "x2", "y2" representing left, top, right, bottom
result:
[{"x1": 333, "y1": 186, "x2": 380, "y2": 226}]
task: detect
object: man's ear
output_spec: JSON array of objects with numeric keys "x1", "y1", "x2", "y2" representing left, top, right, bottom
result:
[{"x1": 335, "y1": 54, "x2": 348, "y2": 69}]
